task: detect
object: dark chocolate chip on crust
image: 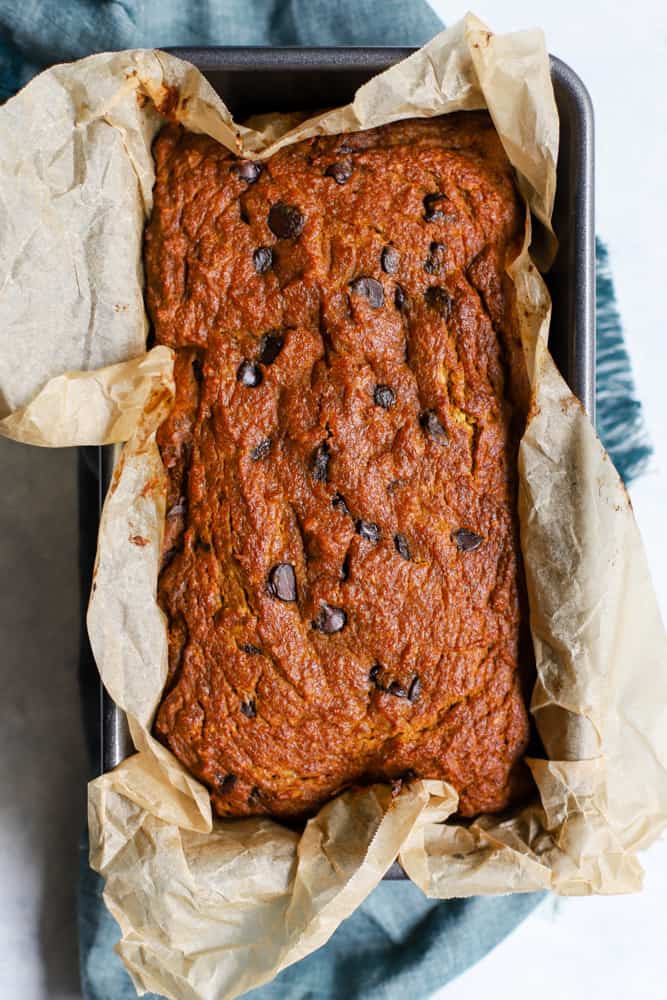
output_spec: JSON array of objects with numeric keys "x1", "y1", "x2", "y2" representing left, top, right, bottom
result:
[
  {"x1": 311, "y1": 441, "x2": 331, "y2": 482},
  {"x1": 215, "y1": 772, "x2": 237, "y2": 791},
  {"x1": 268, "y1": 202, "x2": 305, "y2": 239},
  {"x1": 258, "y1": 331, "x2": 284, "y2": 365},
  {"x1": 350, "y1": 276, "x2": 384, "y2": 309},
  {"x1": 394, "y1": 284, "x2": 407, "y2": 311},
  {"x1": 237, "y1": 360, "x2": 263, "y2": 387},
  {"x1": 408, "y1": 675, "x2": 421, "y2": 702},
  {"x1": 420, "y1": 409, "x2": 448, "y2": 446},
  {"x1": 250, "y1": 437, "x2": 271, "y2": 461},
  {"x1": 381, "y1": 246, "x2": 400, "y2": 274},
  {"x1": 231, "y1": 160, "x2": 262, "y2": 183},
  {"x1": 325, "y1": 160, "x2": 353, "y2": 184},
  {"x1": 394, "y1": 533, "x2": 411, "y2": 560},
  {"x1": 240, "y1": 699, "x2": 257, "y2": 718},
  {"x1": 312, "y1": 603, "x2": 347, "y2": 634},
  {"x1": 451, "y1": 529, "x2": 484, "y2": 552},
  {"x1": 267, "y1": 563, "x2": 298, "y2": 602},
  {"x1": 423, "y1": 192, "x2": 447, "y2": 221},
  {"x1": 374, "y1": 384, "x2": 396, "y2": 409},
  {"x1": 388, "y1": 680, "x2": 407, "y2": 698},
  {"x1": 424, "y1": 285, "x2": 453, "y2": 319},
  {"x1": 240, "y1": 643, "x2": 262, "y2": 655},
  {"x1": 356, "y1": 519, "x2": 380, "y2": 544},
  {"x1": 424, "y1": 241, "x2": 446, "y2": 274},
  {"x1": 369, "y1": 663, "x2": 383, "y2": 686},
  {"x1": 253, "y1": 246, "x2": 273, "y2": 274},
  {"x1": 332, "y1": 492, "x2": 351, "y2": 516}
]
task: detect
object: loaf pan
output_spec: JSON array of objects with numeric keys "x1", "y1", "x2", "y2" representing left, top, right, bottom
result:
[{"x1": 97, "y1": 47, "x2": 595, "y2": 877}]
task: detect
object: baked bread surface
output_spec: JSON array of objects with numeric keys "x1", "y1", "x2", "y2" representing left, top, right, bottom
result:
[{"x1": 145, "y1": 113, "x2": 532, "y2": 819}]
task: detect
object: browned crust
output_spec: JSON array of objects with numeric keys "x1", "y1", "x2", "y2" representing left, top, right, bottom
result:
[{"x1": 144, "y1": 113, "x2": 533, "y2": 820}]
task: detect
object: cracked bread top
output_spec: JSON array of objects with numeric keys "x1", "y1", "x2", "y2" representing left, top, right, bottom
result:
[{"x1": 144, "y1": 113, "x2": 533, "y2": 819}]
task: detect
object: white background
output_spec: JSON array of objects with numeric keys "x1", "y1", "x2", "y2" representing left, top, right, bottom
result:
[{"x1": 428, "y1": 3, "x2": 667, "y2": 999}]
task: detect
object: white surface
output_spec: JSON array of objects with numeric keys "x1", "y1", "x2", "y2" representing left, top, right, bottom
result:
[
  {"x1": 432, "y1": 840, "x2": 667, "y2": 1000},
  {"x1": 428, "y1": 2, "x2": 667, "y2": 999},
  {"x1": 0, "y1": 442, "x2": 85, "y2": 1000}
]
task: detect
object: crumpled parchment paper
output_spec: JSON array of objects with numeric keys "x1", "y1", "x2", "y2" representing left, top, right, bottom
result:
[{"x1": 1, "y1": 13, "x2": 666, "y2": 1000}]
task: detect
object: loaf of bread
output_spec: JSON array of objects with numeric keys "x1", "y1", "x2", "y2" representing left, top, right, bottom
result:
[{"x1": 144, "y1": 113, "x2": 533, "y2": 820}]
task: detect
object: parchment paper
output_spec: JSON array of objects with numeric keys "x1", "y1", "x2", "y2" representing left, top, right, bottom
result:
[{"x1": 1, "y1": 13, "x2": 666, "y2": 999}]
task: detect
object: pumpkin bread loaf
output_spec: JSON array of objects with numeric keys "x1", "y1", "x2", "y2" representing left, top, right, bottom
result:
[{"x1": 144, "y1": 113, "x2": 532, "y2": 819}]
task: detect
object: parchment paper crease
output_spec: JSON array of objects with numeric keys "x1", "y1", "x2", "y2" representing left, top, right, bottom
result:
[{"x1": 1, "y1": 13, "x2": 666, "y2": 1000}]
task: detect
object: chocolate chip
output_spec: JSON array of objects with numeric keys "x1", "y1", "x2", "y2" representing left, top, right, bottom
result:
[
  {"x1": 267, "y1": 562, "x2": 297, "y2": 602},
  {"x1": 356, "y1": 519, "x2": 380, "y2": 544},
  {"x1": 350, "y1": 276, "x2": 384, "y2": 309},
  {"x1": 388, "y1": 680, "x2": 407, "y2": 698},
  {"x1": 253, "y1": 246, "x2": 273, "y2": 274},
  {"x1": 451, "y1": 529, "x2": 483, "y2": 552},
  {"x1": 241, "y1": 643, "x2": 262, "y2": 655},
  {"x1": 268, "y1": 202, "x2": 305, "y2": 239},
  {"x1": 311, "y1": 441, "x2": 331, "y2": 482},
  {"x1": 237, "y1": 360, "x2": 263, "y2": 387},
  {"x1": 423, "y1": 192, "x2": 447, "y2": 221},
  {"x1": 340, "y1": 551, "x2": 351, "y2": 582},
  {"x1": 381, "y1": 246, "x2": 400, "y2": 274},
  {"x1": 332, "y1": 492, "x2": 351, "y2": 516},
  {"x1": 373, "y1": 384, "x2": 395, "y2": 409},
  {"x1": 394, "y1": 284, "x2": 407, "y2": 311},
  {"x1": 240, "y1": 699, "x2": 257, "y2": 718},
  {"x1": 231, "y1": 160, "x2": 262, "y2": 183},
  {"x1": 407, "y1": 675, "x2": 421, "y2": 702},
  {"x1": 424, "y1": 286, "x2": 452, "y2": 320},
  {"x1": 258, "y1": 331, "x2": 284, "y2": 365},
  {"x1": 369, "y1": 663, "x2": 383, "y2": 687},
  {"x1": 167, "y1": 496, "x2": 187, "y2": 518},
  {"x1": 250, "y1": 437, "x2": 271, "y2": 461},
  {"x1": 325, "y1": 160, "x2": 353, "y2": 184},
  {"x1": 312, "y1": 603, "x2": 347, "y2": 634},
  {"x1": 424, "y1": 242, "x2": 446, "y2": 274},
  {"x1": 394, "y1": 533, "x2": 411, "y2": 560},
  {"x1": 192, "y1": 357, "x2": 204, "y2": 383},
  {"x1": 215, "y1": 772, "x2": 237, "y2": 792},
  {"x1": 247, "y1": 785, "x2": 262, "y2": 804},
  {"x1": 420, "y1": 409, "x2": 448, "y2": 446}
]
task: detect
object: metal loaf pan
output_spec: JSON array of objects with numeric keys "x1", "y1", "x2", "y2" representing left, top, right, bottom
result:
[{"x1": 98, "y1": 48, "x2": 595, "y2": 876}]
